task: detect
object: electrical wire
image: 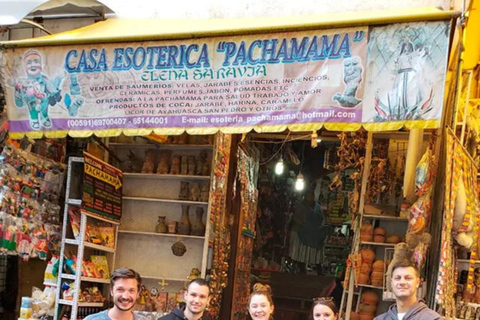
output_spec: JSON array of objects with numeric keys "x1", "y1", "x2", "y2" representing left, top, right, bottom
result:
[{"x1": 258, "y1": 131, "x2": 291, "y2": 165}]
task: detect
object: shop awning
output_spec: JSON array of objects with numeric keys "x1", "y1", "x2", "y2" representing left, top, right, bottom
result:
[{"x1": 0, "y1": 7, "x2": 459, "y2": 139}]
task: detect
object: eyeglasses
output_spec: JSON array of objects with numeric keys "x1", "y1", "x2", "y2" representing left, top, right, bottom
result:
[{"x1": 313, "y1": 297, "x2": 334, "y2": 302}]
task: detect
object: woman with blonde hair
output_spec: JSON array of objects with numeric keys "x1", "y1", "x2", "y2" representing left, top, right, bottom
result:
[{"x1": 248, "y1": 283, "x2": 274, "y2": 320}]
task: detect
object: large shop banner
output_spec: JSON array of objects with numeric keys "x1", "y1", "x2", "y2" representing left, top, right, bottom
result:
[{"x1": 0, "y1": 21, "x2": 450, "y2": 137}]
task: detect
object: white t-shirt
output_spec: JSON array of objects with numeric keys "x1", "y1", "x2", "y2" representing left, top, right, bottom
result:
[{"x1": 397, "y1": 312, "x2": 406, "y2": 320}]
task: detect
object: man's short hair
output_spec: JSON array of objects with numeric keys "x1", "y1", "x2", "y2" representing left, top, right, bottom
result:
[
  {"x1": 110, "y1": 268, "x2": 142, "y2": 291},
  {"x1": 391, "y1": 259, "x2": 420, "y2": 277},
  {"x1": 187, "y1": 278, "x2": 210, "y2": 295}
]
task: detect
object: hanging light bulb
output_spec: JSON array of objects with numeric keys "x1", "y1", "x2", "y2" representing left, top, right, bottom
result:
[
  {"x1": 275, "y1": 158, "x2": 284, "y2": 175},
  {"x1": 295, "y1": 173, "x2": 305, "y2": 191}
]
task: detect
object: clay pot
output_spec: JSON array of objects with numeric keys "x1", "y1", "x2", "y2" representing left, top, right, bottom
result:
[
  {"x1": 361, "y1": 291, "x2": 380, "y2": 305},
  {"x1": 167, "y1": 221, "x2": 177, "y2": 234},
  {"x1": 373, "y1": 235, "x2": 385, "y2": 243},
  {"x1": 350, "y1": 312, "x2": 360, "y2": 320},
  {"x1": 358, "y1": 304, "x2": 377, "y2": 316},
  {"x1": 358, "y1": 273, "x2": 370, "y2": 284},
  {"x1": 359, "y1": 315, "x2": 375, "y2": 320},
  {"x1": 178, "y1": 205, "x2": 191, "y2": 235},
  {"x1": 361, "y1": 249, "x2": 375, "y2": 264},
  {"x1": 374, "y1": 227, "x2": 386, "y2": 236},
  {"x1": 371, "y1": 271, "x2": 384, "y2": 285},
  {"x1": 155, "y1": 216, "x2": 167, "y2": 233},
  {"x1": 191, "y1": 207, "x2": 206, "y2": 236},
  {"x1": 361, "y1": 234, "x2": 373, "y2": 242},
  {"x1": 360, "y1": 263, "x2": 372, "y2": 274},
  {"x1": 371, "y1": 278, "x2": 384, "y2": 287},
  {"x1": 372, "y1": 260, "x2": 385, "y2": 272},
  {"x1": 361, "y1": 224, "x2": 374, "y2": 242},
  {"x1": 386, "y1": 235, "x2": 401, "y2": 244}
]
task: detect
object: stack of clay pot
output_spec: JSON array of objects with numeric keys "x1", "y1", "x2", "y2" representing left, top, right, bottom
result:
[
  {"x1": 373, "y1": 227, "x2": 386, "y2": 243},
  {"x1": 358, "y1": 249, "x2": 375, "y2": 285},
  {"x1": 371, "y1": 260, "x2": 385, "y2": 287},
  {"x1": 358, "y1": 291, "x2": 380, "y2": 320},
  {"x1": 385, "y1": 235, "x2": 401, "y2": 244},
  {"x1": 360, "y1": 224, "x2": 374, "y2": 242}
]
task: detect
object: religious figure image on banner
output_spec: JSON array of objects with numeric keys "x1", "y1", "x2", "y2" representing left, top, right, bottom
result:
[
  {"x1": 362, "y1": 21, "x2": 450, "y2": 124},
  {"x1": 10, "y1": 50, "x2": 65, "y2": 130},
  {"x1": 333, "y1": 56, "x2": 364, "y2": 108}
]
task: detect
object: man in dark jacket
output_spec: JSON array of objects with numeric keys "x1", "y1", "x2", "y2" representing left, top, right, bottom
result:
[
  {"x1": 159, "y1": 279, "x2": 211, "y2": 320},
  {"x1": 374, "y1": 259, "x2": 440, "y2": 320}
]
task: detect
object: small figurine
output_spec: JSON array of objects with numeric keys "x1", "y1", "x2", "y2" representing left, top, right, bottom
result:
[
  {"x1": 200, "y1": 183, "x2": 209, "y2": 202},
  {"x1": 190, "y1": 182, "x2": 200, "y2": 202},
  {"x1": 181, "y1": 156, "x2": 188, "y2": 175},
  {"x1": 157, "y1": 153, "x2": 170, "y2": 174},
  {"x1": 187, "y1": 156, "x2": 196, "y2": 175},
  {"x1": 179, "y1": 181, "x2": 190, "y2": 200},
  {"x1": 141, "y1": 151, "x2": 155, "y2": 174},
  {"x1": 170, "y1": 155, "x2": 181, "y2": 175}
]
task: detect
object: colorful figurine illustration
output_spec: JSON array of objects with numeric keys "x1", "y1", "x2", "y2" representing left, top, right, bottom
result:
[{"x1": 13, "y1": 50, "x2": 64, "y2": 130}]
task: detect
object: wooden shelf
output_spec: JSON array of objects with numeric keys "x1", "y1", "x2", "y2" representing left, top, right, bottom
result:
[
  {"x1": 61, "y1": 273, "x2": 110, "y2": 284},
  {"x1": 123, "y1": 173, "x2": 210, "y2": 180},
  {"x1": 58, "y1": 299, "x2": 104, "y2": 307},
  {"x1": 361, "y1": 241, "x2": 396, "y2": 247},
  {"x1": 122, "y1": 196, "x2": 208, "y2": 206},
  {"x1": 363, "y1": 214, "x2": 408, "y2": 221},
  {"x1": 82, "y1": 210, "x2": 121, "y2": 225},
  {"x1": 108, "y1": 143, "x2": 213, "y2": 150},
  {"x1": 118, "y1": 230, "x2": 205, "y2": 240},
  {"x1": 325, "y1": 244, "x2": 351, "y2": 248},
  {"x1": 84, "y1": 242, "x2": 116, "y2": 253},
  {"x1": 81, "y1": 277, "x2": 110, "y2": 284},
  {"x1": 141, "y1": 275, "x2": 188, "y2": 282},
  {"x1": 358, "y1": 284, "x2": 384, "y2": 290}
]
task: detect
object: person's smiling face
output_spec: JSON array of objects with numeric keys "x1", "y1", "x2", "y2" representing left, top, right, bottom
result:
[
  {"x1": 24, "y1": 53, "x2": 43, "y2": 78},
  {"x1": 313, "y1": 304, "x2": 338, "y2": 320},
  {"x1": 249, "y1": 294, "x2": 274, "y2": 320},
  {"x1": 110, "y1": 278, "x2": 139, "y2": 312},
  {"x1": 184, "y1": 282, "x2": 210, "y2": 316},
  {"x1": 391, "y1": 266, "x2": 420, "y2": 300}
]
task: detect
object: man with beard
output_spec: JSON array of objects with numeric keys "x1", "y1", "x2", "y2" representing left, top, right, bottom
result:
[
  {"x1": 85, "y1": 268, "x2": 143, "y2": 320},
  {"x1": 158, "y1": 278, "x2": 211, "y2": 320},
  {"x1": 374, "y1": 260, "x2": 440, "y2": 320}
]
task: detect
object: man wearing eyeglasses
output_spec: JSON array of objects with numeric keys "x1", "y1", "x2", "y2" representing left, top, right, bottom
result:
[{"x1": 374, "y1": 259, "x2": 440, "y2": 320}]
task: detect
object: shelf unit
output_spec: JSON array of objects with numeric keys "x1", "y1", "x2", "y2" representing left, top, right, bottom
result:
[
  {"x1": 54, "y1": 157, "x2": 119, "y2": 320},
  {"x1": 360, "y1": 242, "x2": 396, "y2": 247},
  {"x1": 109, "y1": 139, "x2": 214, "y2": 293},
  {"x1": 123, "y1": 196, "x2": 208, "y2": 206},
  {"x1": 123, "y1": 173, "x2": 210, "y2": 180},
  {"x1": 340, "y1": 132, "x2": 416, "y2": 320}
]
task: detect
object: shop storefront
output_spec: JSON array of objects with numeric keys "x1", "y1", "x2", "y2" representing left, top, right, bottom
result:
[{"x1": 0, "y1": 6, "x2": 460, "y2": 320}]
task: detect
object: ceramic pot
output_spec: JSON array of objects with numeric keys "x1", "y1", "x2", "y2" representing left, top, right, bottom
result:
[
  {"x1": 178, "y1": 205, "x2": 191, "y2": 235},
  {"x1": 191, "y1": 207, "x2": 206, "y2": 236},
  {"x1": 167, "y1": 221, "x2": 177, "y2": 234},
  {"x1": 156, "y1": 216, "x2": 167, "y2": 233}
]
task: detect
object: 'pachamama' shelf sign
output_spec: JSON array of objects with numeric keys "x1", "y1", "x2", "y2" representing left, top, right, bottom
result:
[{"x1": 0, "y1": 21, "x2": 450, "y2": 138}]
